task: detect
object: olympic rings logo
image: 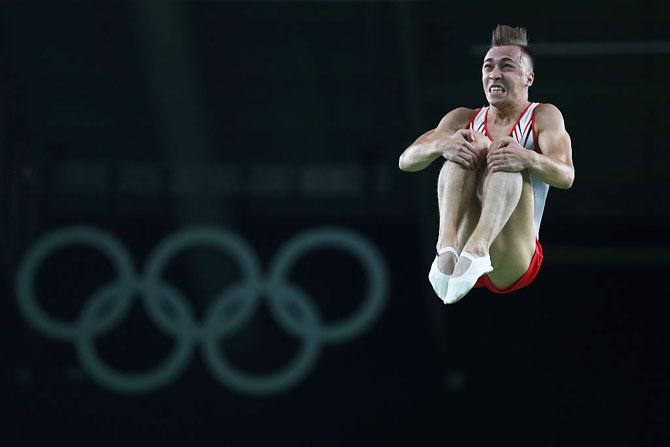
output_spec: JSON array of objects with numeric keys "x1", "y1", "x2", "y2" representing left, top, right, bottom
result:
[{"x1": 15, "y1": 226, "x2": 388, "y2": 396}]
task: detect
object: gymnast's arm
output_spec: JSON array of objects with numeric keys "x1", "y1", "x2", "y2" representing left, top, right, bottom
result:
[
  {"x1": 398, "y1": 107, "x2": 477, "y2": 172},
  {"x1": 526, "y1": 103, "x2": 575, "y2": 189}
]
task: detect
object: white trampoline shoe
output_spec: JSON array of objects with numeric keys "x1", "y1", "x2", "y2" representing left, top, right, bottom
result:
[
  {"x1": 428, "y1": 246, "x2": 459, "y2": 304},
  {"x1": 443, "y1": 251, "x2": 493, "y2": 304}
]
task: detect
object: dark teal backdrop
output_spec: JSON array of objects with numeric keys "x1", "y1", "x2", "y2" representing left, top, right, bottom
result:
[{"x1": 2, "y1": 1, "x2": 669, "y2": 445}]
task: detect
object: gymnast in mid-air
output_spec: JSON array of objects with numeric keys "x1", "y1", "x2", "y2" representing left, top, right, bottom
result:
[{"x1": 399, "y1": 24, "x2": 575, "y2": 304}]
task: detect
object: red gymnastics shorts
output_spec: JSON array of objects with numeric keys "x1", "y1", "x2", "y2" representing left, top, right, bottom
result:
[{"x1": 474, "y1": 239, "x2": 544, "y2": 294}]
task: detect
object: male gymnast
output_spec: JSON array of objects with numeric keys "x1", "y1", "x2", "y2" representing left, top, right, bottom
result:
[{"x1": 398, "y1": 25, "x2": 575, "y2": 304}]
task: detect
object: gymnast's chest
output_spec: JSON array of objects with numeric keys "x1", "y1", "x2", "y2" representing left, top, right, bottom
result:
[{"x1": 485, "y1": 123, "x2": 517, "y2": 142}]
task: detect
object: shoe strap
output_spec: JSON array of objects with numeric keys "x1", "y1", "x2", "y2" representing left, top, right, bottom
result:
[
  {"x1": 436, "y1": 246, "x2": 458, "y2": 257},
  {"x1": 459, "y1": 251, "x2": 489, "y2": 262}
]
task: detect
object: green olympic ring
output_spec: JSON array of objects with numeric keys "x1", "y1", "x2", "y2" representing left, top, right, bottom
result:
[{"x1": 15, "y1": 225, "x2": 388, "y2": 396}]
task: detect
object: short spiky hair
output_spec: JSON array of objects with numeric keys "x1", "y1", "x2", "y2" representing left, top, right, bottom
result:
[{"x1": 490, "y1": 24, "x2": 534, "y2": 69}]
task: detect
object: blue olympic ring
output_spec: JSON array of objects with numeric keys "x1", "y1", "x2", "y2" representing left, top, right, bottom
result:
[{"x1": 15, "y1": 225, "x2": 389, "y2": 396}]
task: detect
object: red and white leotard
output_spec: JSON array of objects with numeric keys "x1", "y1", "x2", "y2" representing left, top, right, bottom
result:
[{"x1": 464, "y1": 102, "x2": 548, "y2": 294}]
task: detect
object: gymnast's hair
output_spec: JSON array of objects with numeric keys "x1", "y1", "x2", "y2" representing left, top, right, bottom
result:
[{"x1": 490, "y1": 24, "x2": 534, "y2": 70}]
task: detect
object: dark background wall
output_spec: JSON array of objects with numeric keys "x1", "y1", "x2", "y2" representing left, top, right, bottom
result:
[{"x1": 2, "y1": 1, "x2": 669, "y2": 445}]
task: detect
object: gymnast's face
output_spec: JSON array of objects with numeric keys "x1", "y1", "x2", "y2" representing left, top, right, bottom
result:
[{"x1": 482, "y1": 45, "x2": 534, "y2": 107}]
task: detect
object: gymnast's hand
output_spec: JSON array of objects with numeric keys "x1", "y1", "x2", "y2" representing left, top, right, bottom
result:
[
  {"x1": 471, "y1": 131, "x2": 491, "y2": 159},
  {"x1": 487, "y1": 137, "x2": 530, "y2": 173},
  {"x1": 440, "y1": 129, "x2": 482, "y2": 170}
]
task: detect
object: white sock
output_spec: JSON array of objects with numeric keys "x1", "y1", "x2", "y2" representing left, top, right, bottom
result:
[
  {"x1": 428, "y1": 246, "x2": 458, "y2": 304},
  {"x1": 443, "y1": 251, "x2": 493, "y2": 304}
]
